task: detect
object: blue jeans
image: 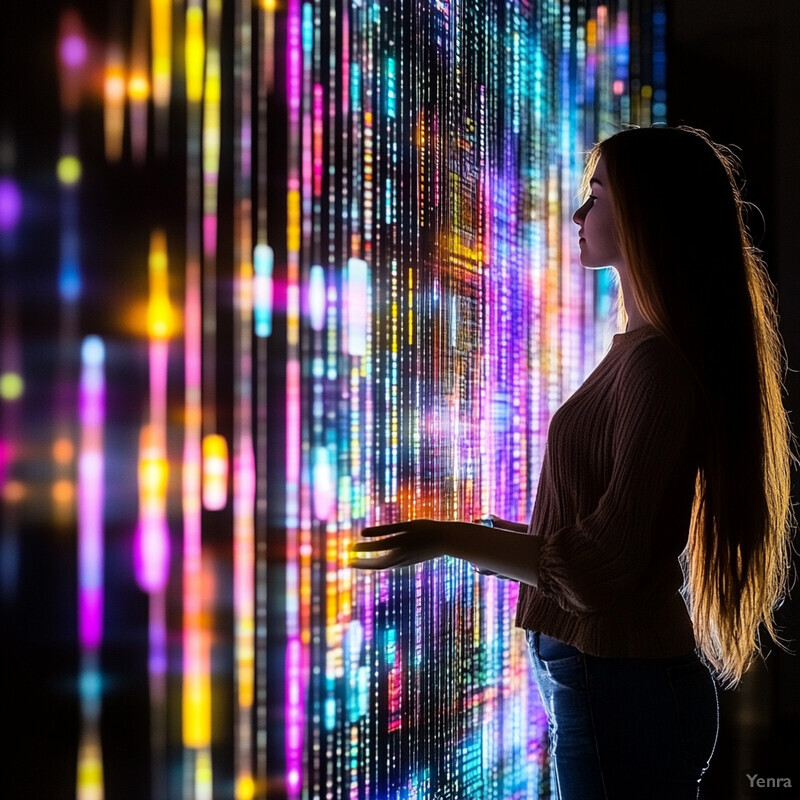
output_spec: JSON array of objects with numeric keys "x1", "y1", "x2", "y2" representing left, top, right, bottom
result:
[{"x1": 526, "y1": 630, "x2": 718, "y2": 799}]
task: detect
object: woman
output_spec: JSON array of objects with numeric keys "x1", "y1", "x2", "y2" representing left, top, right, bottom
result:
[{"x1": 348, "y1": 126, "x2": 794, "y2": 799}]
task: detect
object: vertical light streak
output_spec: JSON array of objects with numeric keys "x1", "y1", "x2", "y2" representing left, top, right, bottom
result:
[
  {"x1": 181, "y1": 248, "x2": 209, "y2": 790},
  {"x1": 285, "y1": 0, "x2": 303, "y2": 793},
  {"x1": 139, "y1": 231, "x2": 173, "y2": 800},
  {"x1": 129, "y1": 0, "x2": 151, "y2": 163},
  {"x1": 202, "y1": 433, "x2": 228, "y2": 510},
  {"x1": 76, "y1": 735, "x2": 104, "y2": 800},
  {"x1": 56, "y1": 154, "x2": 82, "y2": 300},
  {"x1": 58, "y1": 11, "x2": 87, "y2": 113},
  {"x1": 614, "y1": 10, "x2": 630, "y2": 122},
  {"x1": 78, "y1": 337, "x2": 105, "y2": 648},
  {"x1": 297, "y1": 17, "x2": 315, "y2": 785},
  {"x1": 234, "y1": 3, "x2": 256, "y2": 799},
  {"x1": 137, "y1": 229, "x2": 172, "y2": 591},
  {"x1": 312, "y1": 446, "x2": 334, "y2": 522},
  {"x1": 150, "y1": 0, "x2": 172, "y2": 152},
  {"x1": 651, "y1": 3, "x2": 668, "y2": 123},
  {"x1": 254, "y1": 2, "x2": 274, "y2": 788},
  {"x1": 253, "y1": 243, "x2": 274, "y2": 338},
  {"x1": 182, "y1": 560, "x2": 213, "y2": 752},
  {"x1": 104, "y1": 44, "x2": 127, "y2": 163},
  {"x1": 54, "y1": 10, "x2": 86, "y2": 530},
  {"x1": 137, "y1": 428, "x2": 171, "y2": 798},
  {"x1": 127, "y1": 69, "x2": 150, "y2": 162},
  {"x1": 147, "y1": 229, "x2": 174, "y2": 343},
  {"x1": 76, "y1": 336, "x2": 105, "y2": 800},
  {"x1": 346, "y1": 258, "x2": 368, "y2": 357},
  {"x1": 135, "y1": 424, "x2": 170, "y2": 593},
  {"x1": 308, "y1": 263, "x2": 325, "y2": 332},
  {"x1": 183, "y1": 4, "x2": 211, "y2": 798},
  {"x1": 0, "y1": 174, "x2": 22, "y2": 599},
  {"x1": 203, "y1": 0, "x2": 222, "y2": 426},
  {"x1": 185, "y1": 5, "x2": 205, "y2": 105}
]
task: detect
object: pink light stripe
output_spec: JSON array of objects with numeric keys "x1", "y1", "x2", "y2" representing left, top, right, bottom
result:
[{"x1": 78, "y1": 337, "x2": 105, "y2": 650}]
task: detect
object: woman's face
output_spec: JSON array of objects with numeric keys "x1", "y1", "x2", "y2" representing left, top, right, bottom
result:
[{"x1": 572, "y1": 157, "x2": 625, "y2": 270}]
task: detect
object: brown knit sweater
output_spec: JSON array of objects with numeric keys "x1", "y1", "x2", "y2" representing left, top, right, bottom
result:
[{"x1": 515, "y1": 325, "x2": 699, "y2": 658}]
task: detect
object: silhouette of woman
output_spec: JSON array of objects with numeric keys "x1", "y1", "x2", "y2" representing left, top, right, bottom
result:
[{"x1": 349, "y1": 126, "x2": 794, "y2": 799}]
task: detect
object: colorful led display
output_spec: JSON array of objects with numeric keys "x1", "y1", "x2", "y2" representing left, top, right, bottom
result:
[
  {"x1": 268, "y1": 1, "x2": 664, "y2": 797},
  {"x1": 4, "y1": 1, "x2": 666, "y2": 798}
]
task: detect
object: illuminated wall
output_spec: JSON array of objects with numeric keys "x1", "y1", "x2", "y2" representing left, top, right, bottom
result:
[
  {"x1": 270, "y1": 1, "x2": 665, "y2": 798},
  {"x1": 2, "y1": 0, "x2": 665, "y2": 799}
]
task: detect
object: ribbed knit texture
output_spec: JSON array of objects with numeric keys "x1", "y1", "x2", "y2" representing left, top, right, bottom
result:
[{"x1": 515, "y1": 325, "x2": 700, "y2": 658}]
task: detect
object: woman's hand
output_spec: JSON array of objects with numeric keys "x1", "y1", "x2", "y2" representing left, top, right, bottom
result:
[
  {"x1": 348, "y1": 519, "x2": 452, "y2": 570},
  {"x1": 348, "y1": 517, "x2": 540, "y2": 587}
]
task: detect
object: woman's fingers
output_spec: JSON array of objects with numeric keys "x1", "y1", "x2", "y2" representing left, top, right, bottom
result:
[
  {"x1": 349, "y1": 537, "x2": 405, "y2": 553},
  {"x1": 347, "y1": 519, "x2": 445, "y2": 571},
  {"x1": 348, "y1": 534, "x2": 411, "y2": 570},
  {"x1": 348, "y1": 525, "x2": 440, "y2": 570},
  {"x1": 348, "y1": 553, "x2": 407, "y2": 570},
  {"x1": 348, "y1": 546, "x2": 426, "y2": 570},
  {"x1": 360, "y1": 524, "x2": 406, "y2": 538},
  {"x1": 360, "y1": 519, "x2": 434, "y2": 537}
]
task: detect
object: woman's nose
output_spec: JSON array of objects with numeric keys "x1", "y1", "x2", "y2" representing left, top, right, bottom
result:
[{"x1": 572, "y1": 200, "x2": 590, "y2": 225}]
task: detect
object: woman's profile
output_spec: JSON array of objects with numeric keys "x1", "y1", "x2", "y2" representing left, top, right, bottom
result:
[{"x1": 349, "y1": 126, "x2": 795, "y2": 799}]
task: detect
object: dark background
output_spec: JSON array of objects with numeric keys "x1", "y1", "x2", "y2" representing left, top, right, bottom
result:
[
  {"x1": 668, "y1": 1, "x2": 800, "y2": 796},
  {"x1": 2, "y1": 1, "x2": 799, "y2": 798}
]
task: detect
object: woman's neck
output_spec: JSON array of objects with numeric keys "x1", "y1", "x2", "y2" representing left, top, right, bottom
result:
[{"x1": 615, "y1": 266, "x2": 648, "y2": 331}]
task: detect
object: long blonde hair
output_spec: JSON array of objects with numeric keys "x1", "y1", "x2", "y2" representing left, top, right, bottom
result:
[{"x1": 590, "y1": 126, "x2": 795, "y2": 687}]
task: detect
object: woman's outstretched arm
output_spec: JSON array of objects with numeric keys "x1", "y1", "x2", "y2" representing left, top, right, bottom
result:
[{"x1": 348, "y1": 519, "x2": 541, "y2": 587}]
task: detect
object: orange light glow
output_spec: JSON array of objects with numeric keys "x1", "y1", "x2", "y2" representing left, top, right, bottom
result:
[
  {"x1": 147, "y1": 230, "x2": 173, "y2": 339},
  {"x1": 128, "y1": 72, "x2": 150, "y2": 102},
  {"x1": 53, "y1": 478, "x2": 75, "y2": 506},
  {"x1": 202, "y1": 434, "x2": 228, "y2": 510},
  {"x1": 3, "y1": 480, "x2": 25, "y2": 503},
  {"x1": 53, "y1": 436, "x2": 75, "y2": 464},
  {"x1": 104, "y1": 48, "x2": 126, "y2": 162},
  {"x1": 139, "y1": 443, "x2": 168, "y2": 502}
]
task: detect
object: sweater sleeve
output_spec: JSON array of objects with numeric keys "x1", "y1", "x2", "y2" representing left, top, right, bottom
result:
[{"x1": 535, "y1": 340, "x2": 695, "y2": 614}]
